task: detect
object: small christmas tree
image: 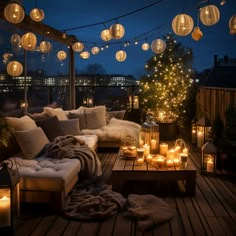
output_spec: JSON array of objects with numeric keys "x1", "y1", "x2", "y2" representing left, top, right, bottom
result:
[{"x1": 140, "y1": 33, "x2": 194, "y2": 127}]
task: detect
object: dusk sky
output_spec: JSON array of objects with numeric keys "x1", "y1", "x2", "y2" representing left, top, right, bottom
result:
[{"x1": 1, "y1": 0, "x2": 236, "y2": 78}]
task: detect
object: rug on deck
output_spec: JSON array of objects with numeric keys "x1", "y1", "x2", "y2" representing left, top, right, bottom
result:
[{"x1": 64, "y1": 179, "x2": 174, "y2": 231}]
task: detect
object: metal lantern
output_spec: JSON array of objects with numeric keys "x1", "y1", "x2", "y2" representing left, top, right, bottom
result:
[
  {"x1": 200, "y1": 5, "x2": 220, "y2": 26},
  {"x1": 140, "y1": 115, "x2": 160, "y2": 154},
  {"x1": 196, "y1": 115, "x2": 211, "y2": 148},
  {"x1": 129, "y1": 95, "x2": 139, "y2": 110},
  {"x1": 201, "y1": 140, "x2": 217, "y2": 174},
  {"x1": 30, "y1": 8, "x2": 45, "y2": 22},
  {"x1": 57, "y1": 50, "x2": 67, "y2": 61},
  {"x1": 110, "y1": 23, "x2": 125, "y2": 40},
  {"x1": 4, "y1": 3, "x2": 25, "y2": 24},
  {"x1": 80, "y1": 51, "x2": 90, "y2": 59},
  {"x1": 191, "y1": 26, "x2": 203, "y2": 41},
  {"x1": 10, "y1": 33, "x2": 21, "y2": 47},
  {"x1": 151, "y1": 39, "x2": 166, "y2": 54},
  {"x1": 191, "y1": 116, "x2": 198, "y2": 144},
  {"x1": 172, "y1": 14, "x2": 194, "y2": 36},
  {"x1": 115, "y1": 50, "x2": 127, "y2": 62},
  {"x1": 91, "y1": 46, "x2": 100, "y2": 55},
  {"x1": 142, "y1": 42, "x2": 150, "y2": 51},
  {"x1": 0, "y1": 160, "x2": 20, "y2": 234},
  {"x1": 100, "y1": 29, "x2": 112, "y2": 42},
  {"x1": 229, "y1": 15, "x2": 236, "y2": 35},
  {"x1": 39, "y1": 41, "x2": 52, "y2": 53},
  {"x1": 21, "y1": 32, "x2": 37, "y2": 51},
  {"x1": 7, "y1": 61, "x2": 23, "y2": 77},
  {"x1": 72, "y1": 42, "x2": 84, "y2": 52}
]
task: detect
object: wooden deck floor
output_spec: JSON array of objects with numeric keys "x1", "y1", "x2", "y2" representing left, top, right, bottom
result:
[{"x1": 14, "y1": 147, "x2": 236, "y2": 236}]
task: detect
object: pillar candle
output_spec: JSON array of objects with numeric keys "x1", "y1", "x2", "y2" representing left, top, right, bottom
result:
[
  {"x1": 173, "y1": 158, "x2": 180, "y2": 167},
  {"x1": 167, "y1": 149, "x2": 176, "y2": 159},
  {"x1": 150, "y1": 139, "x2": 157, "y2": 150},
  {"x1": 159, "y1": 143, "x2": 168, "y2": 156},
  {"x1": 0, "y1": 196, "x2": 11, "y2": 226},
  {"x1": 146, "y1": 154, "x2": 153, "y2": 163},
  {"x1": 136, "y1": 157, "x2": 144, "y2": 165},
  {"x1": 197, "y1": 131, "x2": 204, "y2": 148},
  {"x1": 139, "y1": 139, "x2": 144, "y2": 148},
  {"x1": 207, "y1": 159, "x2": 214, "y2": 172},
  {"x1": 166, "y1": 159, "x2": 174, "y2": 167},
  {"x1": 143, "y1": 144, "x2": 150, "y2": 156}
]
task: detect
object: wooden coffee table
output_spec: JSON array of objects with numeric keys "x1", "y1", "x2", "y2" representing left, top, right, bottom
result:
[{"x1": 111, "y1": 152, "x2": 197, "y2": 195}]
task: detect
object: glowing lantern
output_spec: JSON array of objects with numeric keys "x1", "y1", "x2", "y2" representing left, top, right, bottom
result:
[
  {"x1": 10, "y1": 34, "x2": 21, "y2": 46},
  {"x1": 80, "y1": 51, "x2": 90, "y2": 59},
  {"x1": 151, "y1": 39, "x2": 166, "y2": 54},
  {"x1": 7, "y1": 61, "x2": 23, "y2": 76},
  {"x1": 229, "y1": 15, "x2": 236, "y2": 35},
  {"x1": 142, "y1": 42, "x2": 150, "y2": 51},
  {"x1": 200, "y1": 5, "x2": 220, "y2": 26},
  {"x1": 39, "y1": 41, "x2": 52, "y2": 53},
  {"x1": 110, "y1": 23, "x2": 125, "y2": 39},
  {"x1": 21, "y1": 32, "x2": 37, "y2": 51},
  {"x1": 57, "y1": 50, "x2": 67, "y2": 61},
  {"x1": 91, "y1": 46, "x2": 100, "y2": 55},
  {"x1": 72, "y1": 42, "x2": 84, "y2": 52},
  {"x1": 115, "y1": 50, "x2": 127, "y2": 62},
  {"x1": 4, "y1": 3, "x2": 25, "y2": 24},
  {"x1": 101, "y1": 29, "x2": 112, "y2": 42},
  {"x1": 191, "y1": 27, "x2": 203, "y2": 41},
  {"x1": 30, "y1": 8, "x2": 45, "y2": 22},
  {"x1": 172, "y1": 14, "x2": 194, "y2": 36}
]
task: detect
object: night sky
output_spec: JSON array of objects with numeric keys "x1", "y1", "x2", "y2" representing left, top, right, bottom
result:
[{"x1": 1, "y1": 0, "x2": 236, "y2": 78}]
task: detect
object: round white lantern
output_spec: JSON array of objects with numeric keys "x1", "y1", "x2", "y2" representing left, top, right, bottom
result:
[
  {"x1": 142, "y1": 42, "x2": 150, "y2": 51},
  {"x1": 115, "y1": 50, "x2": 127, "y2": 62},
  {"x1": 110, "y1": 23, "x2": 125, "y2": 39},
  {"x1": 229, "y1": 15, "x2": 236, "y2": 35},
  {"x1": 172, "y1": 14, "x2": 194, "y2": 36},
  {"x1": 151, "y1": 39, "x2": 166, "y2": 54},
  {"x1": 21, "y1": 32, "x2": 37, "y2": 51},
  {"x1": 101, "y1": 29, "x2": 112, "y2": 42},
  {"x1": 10, "y1": 33, "x2": 21, "y2": 46},
  {"x1": 191, "y1": 26, "x2": 203, "y2": 41},
  {"x1": 30, "y1": 8, "x2": 45, "y2": 22},
  {"x1": 39, "y1": 41, "x2": 52, "y2": 53},
  {"x1": 72, "y1": 41, "x2": 84, "y2": 52},
  {"x1": 91, "y1": 46, "x2": 100, "y2": 55},
  {"x1": 7, "y1": 61, "x2": 23, "y2": 76},
  {"x1": 200, "y1": 5, "x2": 220, "y2": 26},
  {"x1": 57, "y1": 50, "x2": 67, "y2": 60},
  {"x1": 80, "y1": 51, "x2": 90, "y2": 59},
  {"x1": 4, "y1": 3, "x2": 25, "y2": 24}
]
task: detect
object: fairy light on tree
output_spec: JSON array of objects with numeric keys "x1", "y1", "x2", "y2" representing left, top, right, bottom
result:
[{"x1": 140, "y1": 33, "x2": 194, "y2": 127}]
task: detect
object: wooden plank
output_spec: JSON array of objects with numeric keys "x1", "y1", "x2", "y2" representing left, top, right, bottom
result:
[
  {"x1": 76, "y1": 221, "x2": 99, "y2": 236},
  {"x1": 113, "y1": 213, "x2": 132, "y2": 236},
  {"x1": 62, "y1": 220, "x2": 81, "y2": 236},
  {"x1": 217, "y1": 217, "x2": 234, "y2": 236},
  {"x1": 223, "y1": 216, "x2": 236, "y2": 233},
  {"x1": 98, "y1": 215, "x2": 117, "y2": 236},
  {"x1": 46, "y1": 216, "x2": 69, "y2": 236},
  {"x1": 206, "y1": 216, "x2": 225, "y2": 236},
  {"x1": 153, "y1": 222, "x2": 170, "y2": 235}
]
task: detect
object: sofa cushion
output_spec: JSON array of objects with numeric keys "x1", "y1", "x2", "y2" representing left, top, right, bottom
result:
[
  {"x1": 59, "y1": 119, "x2": 80, "y2": 135},
  {"x1": 68, "y1": 112, "x2": 87, "y2": 130},
  {"x1": 36, "y1": 116, "x2": 66, "y2": 142},
  {"x1": 27, "y1": 111, "x2": 49, "y2": 121},
  {"x1": 106, "y1": 110, "x2": 126, "y2": 123},
  {"x1": 5, "y1": 115, "x2": 37, "y2": 131},
  {"x1": 74, "y1": 134, "x2": 98, "y2": 150},
  {"x1": 14, "y1": 127, "x2": 49, "y2": 160},
  {"x1": 44, "y1": 107, "x2": 68, "y2": 120}
]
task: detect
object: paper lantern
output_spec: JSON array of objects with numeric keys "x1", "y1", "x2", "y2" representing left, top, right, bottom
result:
[
  {"x1": 101, "y1": 29, "x2": 112, "y2": 42},
  {"x1": 200, "y1": 5, "x2": 220, "y2": 26},
  {"x1": 151, "y1": 39, "x2": 166, "y2": 54},
  {"x1": 39, "y1": 41, "x2": 52, "y2": 53},
  {"x1": 30, "y1": 8, "x2": 45, "y2": 22},
  {"x1": 21, "y1": 32, "x2": 37, "y2": 51},
  {"x1": 110, "y1": 23, "x2": 125, "y2": 39},
  {"x1": 229, "y1": 15, "x2": 236, "y2": 35},
  {"x1": 57, "y1": 50, "x2": 67, "y2": 60},
  {"x1": 4, "y1": 3, "x2": 25, "y2": 24},
  {"x1": 72, "y1": 42, "x2": 84, "y2": 52},
  {"x1": 80, "y1": 51, "x2": 90, "y2": 59},
  {"x1": 91, "y1": 46, "x2": 100, "y2": 55},
  {"x1": 191, "y1": 27, "x2": 203, "y2": 41},
  {"x1": 172, "y1": 14, "x2": 194, "y2": 36},
  {"x1": 7, "y1": 61, "x2": 23, "y2": 76},
  {"x1": 10, "y1": 33, "x2": 21, "y2": 46},
  {"x1": 142, "y1": 42, "x2": 150, "y2": 51},
  {"x1": 115, "y1": 50, "x2": 127, "y2": 62}
]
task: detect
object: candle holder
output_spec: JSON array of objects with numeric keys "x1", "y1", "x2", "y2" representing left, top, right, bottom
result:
[{"x1": 0, "y1": 159, "x2": 20, "y2": 235}]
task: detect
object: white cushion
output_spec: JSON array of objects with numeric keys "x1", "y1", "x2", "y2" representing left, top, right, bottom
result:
[
  {"x1": 5, "y1": 115, "x2": 37, "y2": 131},
  {"x1": 44, "y1": 107, "x2": 68, "y2": 120},
  {"x1": 74, "y1": 134, "x2": 98, "y2": 150},
  {"x1": 14, "y1": 127, "x2": 49, "y2": 160}
]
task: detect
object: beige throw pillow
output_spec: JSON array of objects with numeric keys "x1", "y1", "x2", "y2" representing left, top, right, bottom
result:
[
  {"x1": 59, "y1": 119, "x2": 80, "y2": 135},
  {"x1": 14, "y1": 127, "x2": 49, "y2": 160},
  {"x1": 43, "y1": 107, "x2": 68, "y2": 120},
  {"x1": 5, "y1": 115, "x2": 37, "y2": 131}
]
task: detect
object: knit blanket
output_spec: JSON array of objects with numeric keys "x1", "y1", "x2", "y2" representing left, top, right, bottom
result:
[{"x1": 43, "y1": 135, "x2": 102, "y2": 178}]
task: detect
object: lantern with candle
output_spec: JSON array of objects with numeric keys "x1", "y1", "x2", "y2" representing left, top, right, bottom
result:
[
  {"x1": 191, "y1": 116, "x2": 198, "y2": 144},
  {"x1": 120, "y1": 134, "x2": 137, "y2": 158},
  {"x1": 196, "y1": 115, "x2": 211, "y2": 148},
  {"x1": 0, "y1": 159, "x2": 20, "y2": 234},
  {"x1": 140, "y1": 114, "x2": 160, "y2": 154},
  {"x1": 201, "y1": 140, "x2": 217, "y2": 174}
]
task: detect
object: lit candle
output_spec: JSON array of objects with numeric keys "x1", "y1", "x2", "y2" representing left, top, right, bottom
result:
[
  {"x1": 197, "y1": 131, "x2": 204, "y2": 148},
  {"x1": 207, "y1": 159, "x2": 214, "y2": 172},
  {"x1": 183, "y1": 148, "x2": 188, "y2": 154},
  {"x1": 167, "y1": 149, "x2": 176, "y2": 159},
  {"x1": 137, "y1": 147, "x2": 145, "y2": 159},
  {"x1": 0, "y1": 196, "x2": 11, "y2": 226},
  {"x1": 150, "y1": 139, "x2": 157, "y2": 150},
  {"x1": 160, "y1": 143, "x2": 168, "y2": 156},
  {"x1": 166, "y1": 159, "x2": 174, "y2": 167},
  {"x1": 146, "y1": 154, "x2": 153, "y2": 163},
  {"x1": 173, "y1": 158, "x2": 180, "y2": 167},
  {"x1": 143, "y1": 144, "x2": 150, "y2": 156},
  {"x1": 152, "y1": 155, "x2": 165, "y2": 168},
  {"x1": 139, "y1": 139, "x2": 144, "y2": 148},
  {"x1": 136, "y1": 158, "x2": 144, "y2": 165},
  {"x1": 180, "y1": 153, "x2": 188, "y2": 169}
]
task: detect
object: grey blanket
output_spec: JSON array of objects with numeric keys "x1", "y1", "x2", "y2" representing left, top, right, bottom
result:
[{"x1": 44, "y1": 135, "x2": 102, "y2": 178}]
